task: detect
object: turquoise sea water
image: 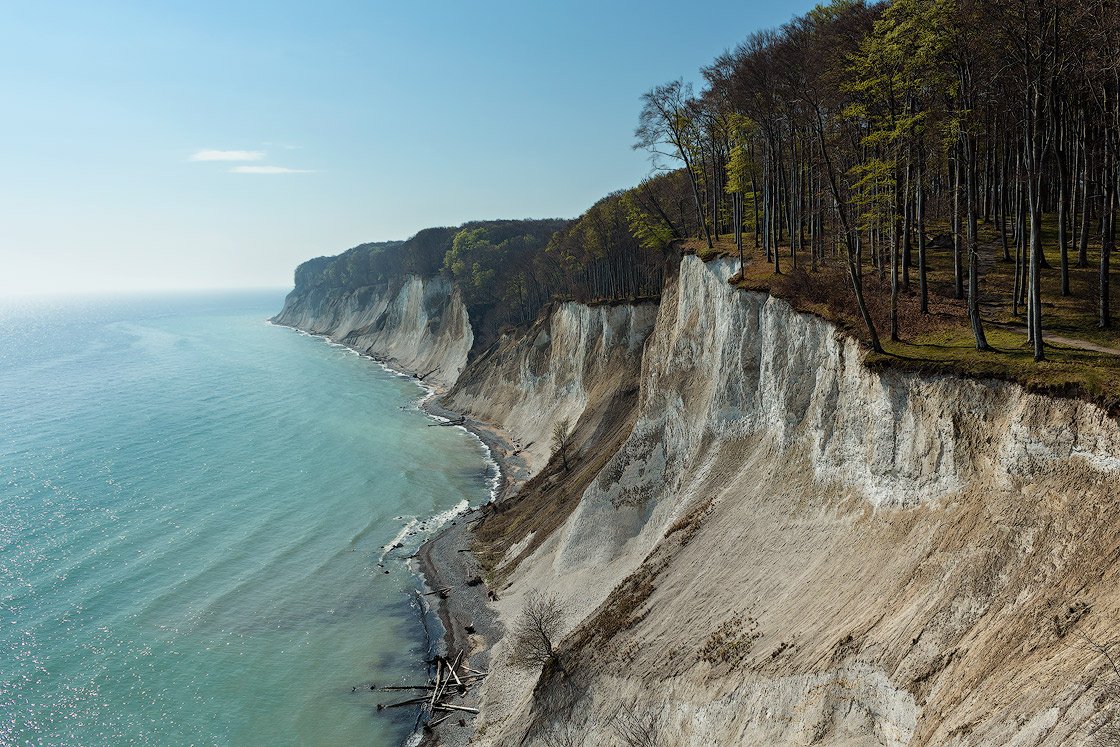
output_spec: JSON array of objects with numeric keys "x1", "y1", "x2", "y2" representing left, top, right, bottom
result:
[{"x1": 0, "y1": 291, "x2": 495, "y2": 746}]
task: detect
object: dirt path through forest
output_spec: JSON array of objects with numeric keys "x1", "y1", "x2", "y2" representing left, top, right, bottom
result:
[{"x1": 988, "y1": 320, "x2": 1120, "y2": 356}]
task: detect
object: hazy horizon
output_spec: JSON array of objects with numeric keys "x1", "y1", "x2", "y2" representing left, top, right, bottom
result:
[{"x1": 1, "y1": 1, "x2": 816, "y2": 298}]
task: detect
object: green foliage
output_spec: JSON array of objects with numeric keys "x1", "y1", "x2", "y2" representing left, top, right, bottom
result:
[
  {"x1": 723, "y1": 113, "x2": 760, "y2": 237},
  {"x1": 547, "y1": 191, "x2": 635, "y2": 266},
  {"x1": 724, "y1": 113, "x2": 757, "y2": 195},
  {"x1": 443, "y1": 225, "x2": 553, "y2": 308},
  {"x1": 842, "y1": 0, "x2": 955, "y2": 234},
  {"x1": 439, "y1": 219, "x2": 568, "y2": 340},
  {"x1": 845, "y1": 0, "x2": 953, "y2": 151},
  {"x1": 293, "y1": 240, "x2": 404, "y2": 292},
  {"x1": 623, "y1": 192, "x2": 674, "y2": 252},
  {"x1": 849, "y1": 156, "x2": 896, "y2": 232},
  {"x1": 445, "y1": 227, "x2": 497, "y2": 293},
  {"x1": 546, "y1": 173, "x2": 687, "y2": 301}
]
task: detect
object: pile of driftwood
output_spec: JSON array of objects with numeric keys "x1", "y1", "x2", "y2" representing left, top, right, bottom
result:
[{"x1": 375, "y1": 651, "x2": 485, "y2": 731}]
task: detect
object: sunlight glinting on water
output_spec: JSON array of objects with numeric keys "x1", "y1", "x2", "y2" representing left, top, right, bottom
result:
[{"x1": 0, "y1": 291, "x2": 495, "y2": 746}]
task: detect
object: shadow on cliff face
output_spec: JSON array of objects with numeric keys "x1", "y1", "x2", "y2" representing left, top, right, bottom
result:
[{"x1": 470, "y1": 382, "x2": 643, "y2": 588}]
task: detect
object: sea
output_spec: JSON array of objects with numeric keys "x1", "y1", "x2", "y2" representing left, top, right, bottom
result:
[{"x1": 0, "y1": 290, "x2": 497, "y2": 746}]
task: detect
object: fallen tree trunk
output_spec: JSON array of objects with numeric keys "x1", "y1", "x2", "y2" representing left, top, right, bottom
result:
[
  {"x1": 433, "y1": 703, "x2": 480, "y2": 714},
  {"x1": 427, "y1": 416, "x2": 465, "y2": 428}
]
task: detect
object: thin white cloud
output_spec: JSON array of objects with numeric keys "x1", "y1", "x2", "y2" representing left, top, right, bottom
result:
[
  {"x1": 229, "y1": 165, "x2": 315, "y2": 174},
  {"x1": 190, "y1": 149, "x2": 266, "y2": 162}
]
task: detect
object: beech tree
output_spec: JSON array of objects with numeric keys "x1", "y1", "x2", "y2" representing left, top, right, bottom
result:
[{"x1": 634, "y1": 0, "x2": 1117, "y2": 362}]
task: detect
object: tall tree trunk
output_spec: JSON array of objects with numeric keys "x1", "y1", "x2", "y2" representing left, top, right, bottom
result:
[
  {"x1": 789, "y1": 144, "x2": 799, "y2": 270},
  {"x1": 1056, "y1": 109, "x2": 1071, "y2": 296},
  {"x1": 952, "y1": 149, "x2": 964, "y2": 299},
  {"x1": 965, "y1": 135, "x2": 990, "y2": 350},
  {"x1": 1026, "y1": 70, "x2": 1047, "y2": 361},
  {"x1": 998, "y1": 139, "x2": 1012, "y2": 262},
  {"x1": 1019, "y1": 175, "x2": 1030, "y2": 309},
  {"x1": 810, "y1": 166, "x2": 819, "y2": 272},
  {"x1": 750, "y1": 163, "x2": 761, "y2": 248},
  {"x1": 902, "y1": 150, "x2": 913, "y2": 292},
  {"x1": 1013, "y1": 194, "x2": 1023, "y2": 317},
  {"x1": 772, "y1": 142, "x2": 782, "y2": 274},
  {"x1": 686, "y1": 163, "x2": 713, "y2": 250},
  {"x1": 917, "y1": 153, "x2": 929, "y2": 314},
  {"x1": 1029, "y1": 189, "x2": 1044, "y2": 359},
  {"x1": 1101, "y1": 145, "x2": 1115, "y2": 328},
  {"x1": 762, "y1": 147, "x2": 772, "y2": 262},
  {"x1": 812, "y1": 106, "x2": 882, "y2": 353},
  {"x1": 1078, "y1": 121, "x2": 1092, "y2": 267},
  {"x1": 1070, "y1": 113, "x2": 1083, "y2": 269},
  {"x1": 985, "y1": 132, "x2": 994, "y2": 224},
  {"x1": 890, "y1": 165, "x2": 901, "y2": 341},
  {"x1": 736, "y1": 191, "x2": 745, "y2": 276}
]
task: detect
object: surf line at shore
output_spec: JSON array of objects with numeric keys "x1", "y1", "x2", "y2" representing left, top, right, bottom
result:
[
  {"x1": 267, "y1": 320, "x2": 514, "y2": 746},
  {"x1": 262, "y1": 327, "x2": 502, "y2": 557}
]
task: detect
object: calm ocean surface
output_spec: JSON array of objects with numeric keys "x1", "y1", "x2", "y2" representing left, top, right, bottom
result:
[{"x1": 0, "y1": 290, "x2": 495, "y2": 746}]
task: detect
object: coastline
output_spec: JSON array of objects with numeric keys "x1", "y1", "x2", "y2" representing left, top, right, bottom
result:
[
  {"x1": 412, "y1": 402, "x2": 525, "y2": 746},
  {"x1": 268, "y1": 242, "x2": 1120, "y2": 745},
  {"x1": 268, "y1": 319, "x2": 519, "y2": 747}
]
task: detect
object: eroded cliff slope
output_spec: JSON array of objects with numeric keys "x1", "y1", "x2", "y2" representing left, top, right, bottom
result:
[
  {"x1": 466, "y1": 257, "x2": 1120, "y2": 747},
  {"x1": 442, "y1": 301, "x2": 658, "y2": 474}
]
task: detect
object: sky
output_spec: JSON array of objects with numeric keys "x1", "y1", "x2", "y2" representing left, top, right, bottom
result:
[{"x1": 0, "y1": 1, "x2": 817, "y2": 297}]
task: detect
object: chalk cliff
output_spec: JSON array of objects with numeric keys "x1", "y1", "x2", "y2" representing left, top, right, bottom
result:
[
  {"x1": 277, "y1": 255, "x2": 1120, "y2": 746},
  {"x1": 273, "y1": 275, "x2": 472, "y2": 390},
  {"x1": 442, "y1": 301, "x2": 659, "y2": 474}
]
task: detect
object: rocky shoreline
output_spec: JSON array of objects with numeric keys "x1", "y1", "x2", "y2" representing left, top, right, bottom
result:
[
  {"x1": 407, "y1": 414, "x2": 499, "y2": 747},
  {"x1": 411, "y1": 405, "x2": 526, "y2": 747}
]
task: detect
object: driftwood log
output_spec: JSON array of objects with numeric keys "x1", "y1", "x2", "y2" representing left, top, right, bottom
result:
[
  {"x1": 433, "y1": 703, "x2": 480, "y2": 714},
  {"x1": 427, "y1": 416, "x2": 465, "y2": 427},
  {"x1": 380, "y1": 696, "x2": 429, "y2": 709}
]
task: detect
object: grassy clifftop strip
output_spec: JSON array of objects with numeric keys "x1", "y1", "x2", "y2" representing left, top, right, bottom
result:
[{"x1": 684, "y1": 222, "x2": 1120, "y2": 414}]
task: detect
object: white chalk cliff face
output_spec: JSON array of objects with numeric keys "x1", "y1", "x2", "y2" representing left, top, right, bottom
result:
[
  {"x1": 276, "y1": 259, "x2": 1120, "y2": 745},
  {"x1": 467, "y1": 257, "x2": 1120, "y2": 747},
  {"x1": 443, "y1": 301, "x2": 659, "y2": 474},
  {"x1": 558, "y1": 256, "x2": 1120, "y2": 566},
  {"x1": 272, "y1": 275, "x2": 473, "y2": 390}
]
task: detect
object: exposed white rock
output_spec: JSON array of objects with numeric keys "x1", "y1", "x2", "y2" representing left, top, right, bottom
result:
[
  {"x1": 558, "y1": 256, "x2": 1120, "y2": 576},
  {"x1": 275, "y1": 257, "x2": 1120, "y2": 746},
  {"x1": 442, "y1": 301, "x2": 658, "y2": 475},
  {"x1": 273, "y1": 275, "x2": 472, "y2": 390}
]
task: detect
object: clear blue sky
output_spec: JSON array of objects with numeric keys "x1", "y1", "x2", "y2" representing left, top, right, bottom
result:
[{"x1": 0, "y1": 0, "x2": 816, "y2": 296}]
